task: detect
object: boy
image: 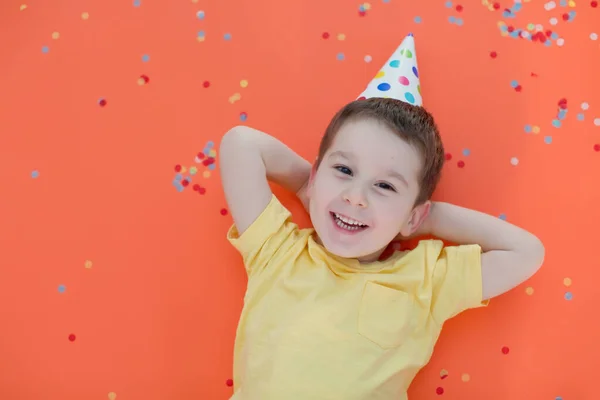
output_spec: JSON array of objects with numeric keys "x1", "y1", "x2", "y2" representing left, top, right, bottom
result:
[{"x1": 218, "y1": 35, "x2": 545, "y2": 399}]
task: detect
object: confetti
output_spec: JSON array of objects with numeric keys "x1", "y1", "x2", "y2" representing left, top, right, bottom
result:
[
  {"x1": 20, "y1": 4, "x2": 27, "y2": 11},
  {"x1": 544, "y1": 136, "x2": 552, "y2": 144},
  {"x1": 240, "y1": 112, "x2": 248, "y2": 121},
  {"x1": 457, "y1": 160, "x2": 465, "y2": 168},
  {"x1": 108, "y1": 393, "x2": 117, "y2": 400},
  {"x1": 364, "y1": 55, "x2": 372, "y2": 63},
  {"x1": 436, "y1": 387, "x2": 444, "y2": 395},
  {"x1": 42, "y1": 46, "x2": 50, "y2": 53},
  {"x1": 224, "y1": 33, "x2": 232, "y2": 40},
  {"x1": 203, "y1": 81, "x2": 210, "y2": 88},
  {"x1": 142, "y1": 54, "x2": 150, "y2": 62},
  {"x1": 197, "y1": 10, "x2": 205, "y2": 19},
  {"x1": 81, "y1": 12, "x2": 89, "y2": 20},
  {"x1": 31, "y1": 170, "x2": 39, "y2": 178},
  {"x1": 337, "y1": 33, "x2": 346, "y2": 41},
  {"x1": 337, "y1": 53, "x2": 345, "y2": 61},
  {"x1": 228, "y1": 93, "x2": 241, "y2": 104},
  {"x1": 564, "y1": 277, "x2": 572, "y2": 286},
  {"x1": 499, "y1": 213, "x2": 507, "y2": 220},
  {"x1": 226, "y1": 378, "x2": 234, "y2": 387},
  {"x1": 84, "y1": 260, "x2": 93, "y2": 269},
  {"x1": 591, "y1": 33, "x2": 598, "y2": 40},
  {"x1": 502, "y1": 346, "x2": 510, "y2": 354},
  {"x1": 462, "y1": 148, "x2": 471, "y2": 156},
  {"x1": 322, "y1": 32, "x2": 330, "y2": 39},
  {"x1": 240, "y1": 79, "x2": 248, "y2": 88},
  {"x1": 137, "y1": 75, "x2": 150, "y2": 85},
  {"x1": 98, "y1": 98, "x2": 107, "y2": 107},
  {"x1": 220, "y1": 208, "x2": 228, "y2": 215},
  {"x1": 414, "y1": 16, "x2": 422, "y2": 23},
  {"x1": 133, "y1": 0, "x2": 141, "y2": 6},
  {"x1": 68, "y1": 334, "x2": 76, "y2": 342},
  {"x1": 461, "y1": 373, "x2": 471, "y2": 382},
  {"x1": 510, "y1": 157, "x2": 519, "y2": 166},
  {"x1": 58, "y1": 285, "x2": 66, "y2": 293},
  {"x1": 51, "y1": 32, "x2": 60, "y2": 39},
  {"x1": 525, "y1": 286, "x2": 534, "y2": 295},
  {"x1": 440, "y1": 369, "x2": 449, "y2": 379},
  {"x1": 490, "y1": 51, "x2": 498, "y2": 58},
  {"x1": 594, "y1": 144, "x2": 600, "y2": 151},
  {"x1": 594, "y1": 118, "x2": 600, "y2": 126},
  {"x1": 565, "y1": 291, "x2": 573, "y2": 300}
]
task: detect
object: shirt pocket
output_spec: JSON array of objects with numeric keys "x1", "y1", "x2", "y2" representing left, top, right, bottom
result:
[{"x1": 357, "y1": 281, "x2": 417, "y2": 349}]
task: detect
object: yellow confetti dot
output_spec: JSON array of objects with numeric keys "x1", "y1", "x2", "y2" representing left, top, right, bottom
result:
[
  {"x1": 108, "y1": 393, "x2": 117, "y2": 400},
  {"x1": 497, "y1": 21, "x2": 506, "y2": 28},
  {"x1": 532, "y1": 125, "x2": 540, "y2": 134},
  {"x1": 500, "y1": 31, "x2": 509, "y2": 37},
  {"x1": 564, "y1": 277, "x2": 572, "y2": 287},
  {"x1": 209, "y1": 149, "x2": 217, "y2": 157},
  {"x1": 197, "y1": 36, "x2": 205, "y2": 42},
  {"x1": 82, "y1": 12, "x2": 89, "y2": 20},
  {"x1": 525, "y1": 286, "x2": 534, "y2": 295},
  {"x1": 51, "y1": 32, "x2": 60, "y2": 39},
  {"x1": 20, "y1": 4, "x2": 27, "y2": 11},
  {"x1": 527, "y1": 23, "x2": 535, "y2": 31},
  {"x1": 181, "y1": 166, "x2": 188, "y2": 174},
  {"x1": 84, "y1": 260, "x2": 93, "y2": 269},
  {"x1": 461, "y1": 373, "x2": 471, "y2": 382},
  {"x1": 229, "y1": 93, "x2": 241, "y2": 104},
  {"x1": 363, "y1": 2, "x2": 371, "y2": 10},
  {"x1": 337, "y1": 33, "x2": 346, "y2": 41},
  {"x1": 240, "y1": 79, "x2": 248, "y2": 88},
  {"x1": 137, "y1": 77, "x2": 146, "y2": 86},
  {"x1": 440, "y1": 369, "x2": 449, "y2": 378},
  {"x1": 191, "y1": 0, "x2": 198, "y2": 3},
  {"x1": 568, "y1": 0, "x2": 576, "y2": 6},
  {"x1": 203, "y1": 171, "x2": 211, "y2": 178}
]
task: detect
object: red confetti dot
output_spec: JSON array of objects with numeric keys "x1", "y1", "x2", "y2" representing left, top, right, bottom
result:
[
  {"x1": 436, "y1": 387, "x2": 444, "y2": 395},
  {"x1": 531, "y1": 72, "x2": 538, "y2": 77},
  {"x1": 322, "y1": 32, "x2": 330, "y2": 39},
  {"x1": 456, "y1": 4, "x2": 463, "y2": 11},
  {"x1": 197, "y1": 152, "x2": 205, "y2": 159},
  {"x1": 182, "y1": 179, "x2": 189, "y2": 187},
  {"x1": 357, "y1": 96, "x2": 366, "y2": 101},
  {"x1": 594, "y1": 144, "x2": 600, "y2": 152},
  {"x1": 174, "y1": 164, "x2": 182, "y2": 172},
  {"x1": 445, "y1": 153, "x2": 453, "y2": 161},
  {"x1": 562, "y1": 13, "x2": 569, "y2": 20},
  {"x1": 545, "y1": 30, "x2": 553, "y2": 37},
  {"x1": 140, "y1": 74, "x2": 150, "y2": 83},
  {"x1": 198, "y1": 187, "x2": 206, "y2": 195},
  {"x1": 490, "y1": 51, "x2": 497, "y2": 58},
  {"x1": 203, "y1": 81, "x2": 210, "y2": 88},
  {"x1": 558, "y1": 98, "x2": 568, "y2": 105},
  {"x1": 202, "y1": 157, "x2": 215, "y2": 166},
  {"x1": 457, "y1": 160, "x2": 465, "y2": 168},
  {"x1": 68, "y1": 334, "x2": 76, "y2": 342},
  {"x1": 358, "y1": 10, "x2": 367, "y2": 16},
  {"x1": 220, "y1": 208, "x2": 228, "y2": 216},
  {"x1": 507, "y1": 26, "x2": 514, "y2": 33},
  {"x1": 226, "y1": 378, "x2": 234, "y2": 387},
  {"x1": 493, "y1": 2, "x2": 501, "y2": 9},
  {"x1": 537, "y1": 33, "x2": 547, "y2": 43},
  {"x1": 99, "y1": 99, "x2": 107, "y2": 107},
  {"x1": 515, "y1": 85, "x2": 522, "y2": 92},
  {"x1": 193, "y1": 184, "x2": 201, "y2": 191},
  {"x1": 592, "y1": 0, "x2": 598, "y2": 7},
  {"x1": 502, "y1": 346, "x2": 510, "y2": 354},
  {"x1": 440, "y1": 373, "x2": 449, "y2": 380}
]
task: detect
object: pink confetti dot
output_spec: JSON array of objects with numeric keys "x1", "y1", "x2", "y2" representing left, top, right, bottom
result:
[
  {"x1": 502, "y1": 346, "x2": 510, "y2": 354},
  {"x1": 226, "y1": 378, "x2": 234, "y2": 387},
  {"x1": 436, "y1": 387, "x2": 444, "y2": 395},
  {"x1": 398, "y1": 76, "x2": 409, "y2": 86},
  {"x1": 220, "y1": 208, "x2": 228, "y2": 216}
]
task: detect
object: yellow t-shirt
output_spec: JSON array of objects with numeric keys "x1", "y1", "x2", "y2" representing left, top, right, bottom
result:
[{"x1": 227, "y1": 195, "x2": 487, "y2": 400}]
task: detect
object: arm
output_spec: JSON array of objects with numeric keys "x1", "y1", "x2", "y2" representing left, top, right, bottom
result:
[
  {"x1": 219, "y1": 126, "x2": 312, "y2": 236},
  {"x1": 418, "y1": 202, "x2": 545, "y2": 301}
]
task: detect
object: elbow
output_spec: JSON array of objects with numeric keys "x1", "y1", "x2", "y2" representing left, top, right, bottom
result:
[{"x1": 526, "y1": 235, "x2": 546, "y2": 276}]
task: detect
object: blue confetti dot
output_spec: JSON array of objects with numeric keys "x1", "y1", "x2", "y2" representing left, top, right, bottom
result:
[
  {"x1": 133, "y1": 0, "x2": 141, "y2": 6},
  {"x1": 142, "y1": 54, "x2": 150, "y2": 62},
  {"x1": 337, "y1": 52, "x2": 345, "y2": 61},
  {"x1": 404, "y1": 92, "x2": 415, "y2": 104},
  {"x1": 513, "y1": 3, "x2": 522, "y2": 12},
  {"x1": 240, "y1": 113, "x2": 248, "y2": 122},
  {"x1": 556, "y1": 397, "x2": 563, "y2": 400},
  {"x1": 510, "y1": 80, "x2": 519, "y2": 88},
  {"x1": 382, "y1": 0, "x2": 390, "y2": 3},
  {"x1": 499, "y1": 214, "x2": 507, "y2": 220},
  {"x1": 31, "y1": 170, "x2": 39, "y2": 179},
  {"x1": 448, "y1": 16, "x2": 456, "y2": 23},
  {"x1": 175, "y1": 173, "x2": 183, "y2": 181},
  {"x1": 524, "y1": 124, "x2": 532, "y2": 133},
  {"x1": 359, "y1": 4, "x2": 366, "y2": 11},
  {"x1": 208, "y1": 164, "x2": 216, "y2": 171},
  {"x1": 206, "y1": 141, "x2": 214, "y2": 148},
  {"x1": 377, "y1": 83, "x2": 391, "y2": 91},
  {"x1": 577, "y1": 113, "x2": 585, "y2": 121},
  {"x1": 551, "y1": 32, "x2": 559, "y2": 40},
  {"x1": 173, "y1": 181, "x2": 184, "y2": 192},
  {"x1": 462, "y1": 148, "x2": 470, "y2": 156},
  {"x1": 203, "y1": 148, "x2": 210, "y2": 155},
  {"x1": 455, "y1": 18, "x2": 463, "y2": 26},
  {"x1": 565, "y1": 292, "x2": 573, "y2": 301},
  {"x1": 544, "y1": 40, "x2": 552, "y2": 47},
  {"x1": 198, "y1": 30, "x2": 205, "y2": 38},
  {"x1": 552, "y1": 119, "x2": 562, "y2": 128},
  {"x1": 224, "y1": 33, "x2": 232, "y2": 40},
  {"x1": 445, "y1": 1, "x2": 453, "y2": 8},
  {"x1": 58, "y1": 285, "x2": 66, "y2": 293},
  {"x1": 389, "y1": 59, "x2": 400, "y2": 68},
  {"x1": 197, "y1": 10, "x2": 205, "y2": 19},
  {"x1": 42, "y1": 46, "x2": 49, "y2": 53},
  {"x1": 502, "y1": 10, "x2": 512, "y2": 18},
  {"x1": 568, "y1": 10, "x2": 576, "y2": 20},
  {"x1": 414, "y1": 16, "x2": 422, "y2": 23},
  {"x1": 558, "y1": 109, "x2": 567, "y2": 120},
  {"x1": 544, "y1": 136, "x2": 552, "y2": 144},
  {"x1": 499, "y1": 25, "x2": 508, "y2": 32},
  {"x1": 560, "y1": 0, "x2": 567, "y2": 5}
]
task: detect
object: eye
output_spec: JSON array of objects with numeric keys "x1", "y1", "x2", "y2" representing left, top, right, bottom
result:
[
  {"x1": 334, "y1": 165, "x2": 353, "y2": 176},
  {"x1": 376, "y1": 182, "x2": 397, "y2": 192}
]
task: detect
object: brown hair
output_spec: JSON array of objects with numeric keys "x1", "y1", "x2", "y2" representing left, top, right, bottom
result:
[{"x1": 316, "y1": 97, "x2": 445, "y2": 207}]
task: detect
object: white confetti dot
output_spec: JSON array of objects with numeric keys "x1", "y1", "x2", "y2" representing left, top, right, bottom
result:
[
  {"x1": 544, "y1": 1, "x2": 556, "y2": 10},
  {"x1": 556, "y1": 38, "x2": 565, "y2": 46},
  {"x1": 535, "y1": 24, "x2": 544, "y2": 32},
  {"x1": 591, "y1": 33, "x2": 598, "y2": 41},
  {"x1": 510, "y1": 157, "x2": 519, "y2": 166},
  {"x1": 364, "y1": 55, "x2": 372, "y2": 63},
  {"x1": 594, "y1": 118, "x2": 600, "y2": 126},
  {"x1": 521, "y1": 31, "x2": 530, "y2": 38},
  {"x1": 581, "y1": 102, "x2": 589, "y2": 110},
  {"x1": 549, "y1": 17, "x2": 558, "y2": 25}
]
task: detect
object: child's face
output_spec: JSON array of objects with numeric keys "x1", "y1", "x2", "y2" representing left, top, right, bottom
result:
[{"x1": 308, "y1": 118, "x2": 429, "y2": 262}]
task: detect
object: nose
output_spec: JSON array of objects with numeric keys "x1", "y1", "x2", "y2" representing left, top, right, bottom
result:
[{"x1": 342, "y1": 187, "x2": 368, "y2": 208}]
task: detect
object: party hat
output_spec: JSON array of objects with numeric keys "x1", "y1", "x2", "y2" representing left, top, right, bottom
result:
[{"x1": 357, "y1": 33, "x2": 422, "y2": 106}]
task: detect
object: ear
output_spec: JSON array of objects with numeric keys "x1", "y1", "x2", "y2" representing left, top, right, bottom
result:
[{"x1": 399, "y1": 200, "x2": 431, "y2": 238}]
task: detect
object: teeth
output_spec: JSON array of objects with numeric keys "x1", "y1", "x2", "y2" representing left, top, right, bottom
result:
[{"x1": 334, "y1": 213, "x2": 367, "y2": 227}]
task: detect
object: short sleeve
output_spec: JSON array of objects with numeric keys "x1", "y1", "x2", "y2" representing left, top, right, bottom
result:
[
  {"x1": 227, "y1": 195, "x2": 298, "y2": 277},
  {"x1": 430, "y1": 244, "x2": 488, "y2": 324}
]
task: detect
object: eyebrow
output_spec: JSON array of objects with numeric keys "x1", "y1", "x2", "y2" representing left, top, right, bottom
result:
[{"x1": 328, "y1": 150, "x2": 409, "y2": 188}]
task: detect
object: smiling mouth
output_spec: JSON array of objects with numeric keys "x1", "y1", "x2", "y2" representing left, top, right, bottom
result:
[{"x1": 330, "y1": 212, "x2": 369, "y2": 232}]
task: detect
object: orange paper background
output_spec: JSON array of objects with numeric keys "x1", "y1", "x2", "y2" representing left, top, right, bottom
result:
[{"x1": 1, "y1": 0, "x2": 599, "y2": 399}]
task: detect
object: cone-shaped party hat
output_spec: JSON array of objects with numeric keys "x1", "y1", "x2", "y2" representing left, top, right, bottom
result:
[{"x1": 357, "y1": 33, "x2": 422, "y2": 106}]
